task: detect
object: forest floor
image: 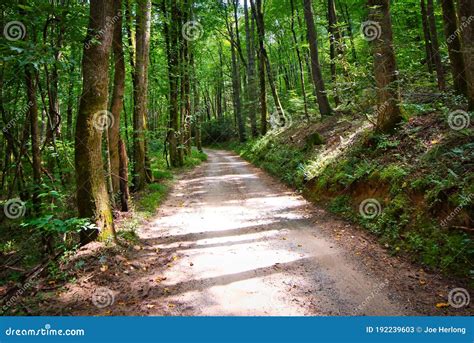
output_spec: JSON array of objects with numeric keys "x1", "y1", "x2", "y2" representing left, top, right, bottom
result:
[{"x1": 17, "y1": 149, "x2": 471, "y2": 316}]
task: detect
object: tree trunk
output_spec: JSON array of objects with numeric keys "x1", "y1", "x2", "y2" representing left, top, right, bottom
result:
[
  {"x1": 250, "y1": 0, "x2": 267, "y2": 134},
  {"x1": 303, "y1": 0, "x2": 332, "y2": 116},
  {"x1": 118, "y1": 138, "x2": 129, "y2": 212},
  {"x1": 440, "y1": 0, "x2": 467, "y2": 95},
  {"x1": 109, "y1": 0, "x2": 125, "y2": 196},
  {"x1": 133, "y1": 0, "x2": 152, "y2": 190},
  {"x1": 368, "y1": 0, "x2": 402, "y2": 132},
  {"x1": 252, "y1": 0, "x2": 285, "y2": 126},
  {"x1": 75, "y1": 0, "x2": 116, "y2": 244},
  {"x1": 458, "y1": 0, "x2": 474, "y2": 109},
  {"x1": 427, "y1": 0, "x2": 446, "y2": 90},
  {"x1": 441, "y1": 0, "x2": 467, "y2": 95},
  {"x1": 227, "y1": 1, "x2": 246, "y2": 142},
  {"x1": 290, "y1": 0, "x2": 309, "y2": 120},
  {"x1": 244, "y1": 0, "x2": 258, "y2": 136},
  {"x1": 328, "y1": 0, "x2": 341, "y2": 106},
  {"x1": 420, "y1": 0, "x2": 434, "y2": 73},
  {"x1": 164, "y1": 0, "x2": 183, "y2": 167}
]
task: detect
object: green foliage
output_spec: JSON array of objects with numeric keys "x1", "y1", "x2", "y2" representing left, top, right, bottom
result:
[
  {"x1": 328, "y1": 196, "x2": 352, "y2": 217},
  {"x1": 201, "y1": 118, "x2": 236, "y2": 145},
  {"x1": 20, "y1": 216, "x2": 95, "y2": 235}
]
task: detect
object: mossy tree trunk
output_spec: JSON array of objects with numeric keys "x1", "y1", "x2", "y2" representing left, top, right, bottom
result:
[
  {"x1": 369, "y1": 0, "x2": 402, "y2": 133},
  {"x1": 75, "y1": 0, "x2": 116, "y2": 244}
]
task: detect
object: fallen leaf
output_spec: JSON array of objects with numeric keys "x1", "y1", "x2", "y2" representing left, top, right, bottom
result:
[
  {"x1": 146, "y1": 304, "x2": 155, "y2": 309},
  {"x1": 189, "y1": 262, "x2": 194, "y2": 266},
  {"x1": 168, "y1": 303, "x2": 176, "y2": 308},
  {"x1": 419, "y1": 279, "x2": 426, "y2": 285},
  {"x1": 436, "y1": 303, "x2": 449, "y2": 308},
  {"x1": 100, "y1": 265, "x2": 108, "y2": 272}
]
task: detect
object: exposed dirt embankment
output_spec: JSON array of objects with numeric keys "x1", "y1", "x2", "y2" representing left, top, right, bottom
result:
[{"x1": 232, "y1": 112, "x2": 473, "y2": 282}]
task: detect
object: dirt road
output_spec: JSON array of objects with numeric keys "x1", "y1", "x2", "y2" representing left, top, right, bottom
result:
[
  {"x1": 38, "y1": 149, "x2": 470, "y2": 316},
  {"x1": 138, "y1": 149, "x2": 408, "y2": 315}
]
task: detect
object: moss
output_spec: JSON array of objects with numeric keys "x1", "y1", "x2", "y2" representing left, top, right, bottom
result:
[{"x1": 304, "y1": 132, "x2": 325, "y2": 150}]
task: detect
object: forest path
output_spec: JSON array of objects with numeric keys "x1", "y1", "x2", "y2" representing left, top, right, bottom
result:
[{"x1": 137, "y1": 149, "x2": 409, "y2": 315}]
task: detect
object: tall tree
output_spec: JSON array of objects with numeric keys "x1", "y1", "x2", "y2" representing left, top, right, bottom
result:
[
  {"x1": 368, "y1": 0, "x2": 402, "y2": 132},
  {"x1": 109, "y1": 0, "x2": 126, "y2": 197},
  {"x1": 426, "y1": 0, "x2": 446, "y2": 90},
  {"x1": 252, "y1": 0, "x2": 285, "y2": 126},
  {"x1": 250, "y1": 0, "x2": 268, "y2": 135},
  {"x1": 328, "y1": 0, "x2": 341, "y2": 106},
  {"x1": 303, "y1": 0, "x2": 332, "y2": 116},
  {"x1": 164, "y1": 0, "x2": 183, "y2": 167},
  {"x1": 133, "y1": 0, "x2": 153, "y2": 190},
  {"x1": 75, "y1": 0, "x2": 116, "y2": 244},
  {"x1": 244, "y1": 0, "x2": 258, "y2": 136},
  {"x1": 440, "y1": 0, "x2": 467, "y2": 95},
  {"x1": 290, "y1": 0, "x2": 309, "y2": 120},
  {"x1": 226, "y1": 0, "x2": 246, "y2": 142},
  {"x1": 458, "y1": 0, "x2": 474, "y2": 109},
  {"x1": 420, "y1": 0, "x2": 434, "y2": 73}
]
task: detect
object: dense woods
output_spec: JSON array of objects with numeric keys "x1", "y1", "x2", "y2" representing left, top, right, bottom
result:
[{"x1": 0, "y1": 0, "x2": 473, "y2": 315}]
